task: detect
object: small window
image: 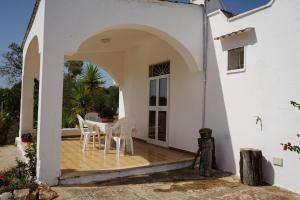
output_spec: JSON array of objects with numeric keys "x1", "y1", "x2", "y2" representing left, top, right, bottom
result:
[
  {"x1": 228, "y1": 47, "x2": 245, "y2": 72},
  {"x1": 149, "y1": 61, "x2": 170, "y2": 77}
]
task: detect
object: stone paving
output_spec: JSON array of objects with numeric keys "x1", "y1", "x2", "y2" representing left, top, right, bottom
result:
[
  {"x1": 0, "y1": 145, "x2": 22, "y2": 171},
  {"x1": 1, "y1": 145, "x2": 299, "y2": 200},
  {"x1": 54, "y1": 169, "x2": 300, "y2": 200}
]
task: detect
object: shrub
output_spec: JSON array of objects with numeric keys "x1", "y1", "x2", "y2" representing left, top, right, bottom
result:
[
  {"x1": 25, "y1": 142, "x2": 37, "y2": 179},
  {"x1": 0, "y1": 112, "x2": 18, "y2": 146},
  {"x1": 0, "y1": 137, "x2": 37, "y2": 194},
  {"x1": 0, "y1": 160, "x2": 32, "y2": 194}
]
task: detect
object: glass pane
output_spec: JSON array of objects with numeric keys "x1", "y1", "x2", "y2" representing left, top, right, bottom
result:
[
  {"x1": 159, "y1": 78, "x2": 168, "y2": 106},
  {"x1": 158, "y1": 111, "x2": 167, "y2": 142},
  {"x1": 148, "y1": 111, "x2": 156, "y2": 139},
  {"x1": 228, "y1": 47, "x2": 244, "y2": 70},
  {"x1": 149, "y1": 80, "x2": 156, "y2": 106}
]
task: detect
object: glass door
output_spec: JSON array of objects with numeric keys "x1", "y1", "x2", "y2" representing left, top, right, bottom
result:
[{"x1": 148, "y1": 74, "x2": 169, "y2": 147}]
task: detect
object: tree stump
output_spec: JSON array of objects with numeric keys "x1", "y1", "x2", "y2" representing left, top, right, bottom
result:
[
  {"x1": 240, "y1": 149, "x2": 263, "y2": 186},
  {"x1": 199, "y1": 137, "x2": 213, "y2": 177}
]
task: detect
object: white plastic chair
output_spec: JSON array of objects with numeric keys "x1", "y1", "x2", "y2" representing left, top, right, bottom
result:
[
  {"x1": 85, "y1": 112, "x2": 101, "y2": 122},
  {"x1": 105, "y1": 117, "x2": 135, "y2": 157},
  {"x1": 77, "y1": 114, "x2": 101, "y2": 151}
]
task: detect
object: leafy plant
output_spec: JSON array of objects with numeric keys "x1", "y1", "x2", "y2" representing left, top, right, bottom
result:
[
  {"x1": 280, "y1": 101, "x2": 300, "y2": 154},
  {"x1": 71, "y1": 84, "x2": 92, "y2": 116},
  {"x1": 0, "y1": 158, "x2": 33, "y2": 194},
  {"x1": 0, "y1": 83, "x2": 21, "y2": 120},
  {"x1": 0, "y1": 112, "x2": 19, "y2": 145},
  {"x1": 0, "y1": 168, "x2": 32, "y2": 194},
  {"x1": 24, "y1": 136, "x2": 37, "y2": 179},
  {"x1": 281, "y1": 142, "x2": 300, "y2": 154},
  {"x1": 21, "y1": 133, "x2": 33, "y2": 140},
  {"x1": 82, "y1": 64, "x2": 105, "y2": 97},
  {"x1": 62, "y1": 113, "x2": 77, "y2": 128}
]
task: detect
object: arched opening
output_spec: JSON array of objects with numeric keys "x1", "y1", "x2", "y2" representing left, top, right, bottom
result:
[
  {"x1": 60, "y1": 26, "x2": 203, "y2": 179},
  {"x1": 67, "y1": 24, "x2": 199, "y2": 72},
  {"x1": 19, "y1": 36, "x2": 40, "y2": 138}
]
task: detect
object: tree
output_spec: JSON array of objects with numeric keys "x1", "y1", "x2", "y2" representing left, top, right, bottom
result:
[
  {"x1": 64, "y1": 61, "x2": 84, "y2": 79},
  {"x1": 82, "y1": 64, "x2": 105, "y2": 98},
  {"x1": 105, "y1": 86, "x2": 119, "y2": 113},
  {"x1": 71, "y1": 83, "x2": 92, "y2": 117},
  {"x1": 62, "y1": 61, "x2": 84, "y2": 128},
  {"x1": 0, "y1": 83, "x2": 22, "y2": 145},
  {"x1": 0, "y1": 43, "x2": 23, "y2": 86},
  {"x1": 0, "y1": 83, "x2": 21, "y2": 120}
]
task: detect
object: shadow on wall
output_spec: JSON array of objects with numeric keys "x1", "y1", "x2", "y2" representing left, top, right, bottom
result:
[
  {"x1": 205, "y1": 25, "x2": 236, "y2": 173},
  {"x1": 220, "y1": 29, "x2": 258, "y2": 51},
  {"x1": 262, "y1": 155, "x2": 275, "y2": 185},
  {"x1": 206, "y1": 26, "x2": 276, "y2": 185}
]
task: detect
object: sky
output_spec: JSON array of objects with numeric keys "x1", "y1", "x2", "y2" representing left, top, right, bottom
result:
[
  {"x1": 0, "y1": 0, "x2": 270, "y2": 88},
  {"x1": 223, "y1": 0, "x2": 270, "y2": 14}
]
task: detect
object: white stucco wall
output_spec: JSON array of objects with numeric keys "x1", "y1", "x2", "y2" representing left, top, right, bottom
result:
[
  {"x1": 207, "y1": 0, "x2": 300, "y2": 193},
  {"x1": 21, "y1": 0, "x2": 300, "y2": 193},
  {"x1": 20, "y1": 0, "x2": 204, "y2": 185},
  {"x1": 47, "y1": 0, "x2": 203, "y2": 72},
  {"x1": 121, "y1": 38, "x2": 204, "y2": 152}
]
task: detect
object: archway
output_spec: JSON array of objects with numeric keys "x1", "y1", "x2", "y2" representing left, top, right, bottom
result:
[
  {"x1": 67, "y1": 24, "x2": 199, "y2": 73},
  {"x1": 64, "y1": 25, "x2": 203, "y2": 151},
  {"x1": 19, "y1": 36, "x2": 40, "y2": 136}
]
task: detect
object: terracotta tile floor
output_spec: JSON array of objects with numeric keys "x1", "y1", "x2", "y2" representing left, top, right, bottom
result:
[{"x1": 60, "y1": 138, "x2": 194, "y2": 177}]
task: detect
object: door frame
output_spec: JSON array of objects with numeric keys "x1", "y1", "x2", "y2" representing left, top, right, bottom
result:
[{"x1": 147, "y1": 74, "x2": 170, "y2": 147}]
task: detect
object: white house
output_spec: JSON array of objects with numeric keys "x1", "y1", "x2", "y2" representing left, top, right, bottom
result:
[{"x1": 17, "y1": 0, "x2": 300, "y2": 194}]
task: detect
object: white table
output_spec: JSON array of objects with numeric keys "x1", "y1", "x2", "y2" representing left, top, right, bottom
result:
[
  {"x1": 85, "y1": 120, "x2": 115, "y2": 153},
  {"x1": 85, "y1": 120, "x2": 114, "y2": 134}
]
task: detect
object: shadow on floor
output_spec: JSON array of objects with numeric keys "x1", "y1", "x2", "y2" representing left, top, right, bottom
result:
[{"x1": 59, "y1": 168, "x2": 235, "y2": 188}]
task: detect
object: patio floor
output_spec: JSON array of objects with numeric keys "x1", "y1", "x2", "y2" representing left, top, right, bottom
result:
[
  {"x1": 54, "y1": 169, "x2": 300, "y2": 200},
  {"x1": 60, "y1": 138, "x2": 194, "y2": 179}
]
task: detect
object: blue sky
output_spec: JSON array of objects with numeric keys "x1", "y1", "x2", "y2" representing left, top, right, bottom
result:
[
  {"x1": 0, "y1": 0, "x2": 269, "y2": 88},
  {"x1": 223, "y1": 0, "x2": 270, "y2": 14}
]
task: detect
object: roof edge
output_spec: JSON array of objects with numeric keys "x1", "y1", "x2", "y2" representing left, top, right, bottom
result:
[
  {"x1": 21, "y1": 0, "x2": 41, "y2": 49},
  {"x1": 208, "y1": 0, "x2": 274, "y2": 21}
]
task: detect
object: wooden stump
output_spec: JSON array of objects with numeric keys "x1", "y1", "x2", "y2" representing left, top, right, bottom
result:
[
  {"x1": 240, "y1": 149, "x2": 263, "y2": 186},
  {"x1": 199, "y1": 138, "x2": 213, "y2": 177}
]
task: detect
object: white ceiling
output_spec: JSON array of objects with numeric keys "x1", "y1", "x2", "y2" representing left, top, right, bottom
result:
[{"x1": 77, "y1": 29, "x2": 155, "y2": 53}]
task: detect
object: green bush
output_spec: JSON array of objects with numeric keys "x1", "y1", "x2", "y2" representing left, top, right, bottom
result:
[
  {"x1": 0, "y1": 137, "x2": 37, "y2": 194},
  {"x1": 24, "y1": 142, "x2": 37, "y2": 179},
  {"x1": 0, "y1": 160, "x2": 32, "y2": 194},
  {"x1": 0, "y1": 113, "x2": 19, "y2": 146}
]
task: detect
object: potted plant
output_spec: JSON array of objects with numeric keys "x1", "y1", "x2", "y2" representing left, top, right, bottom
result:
[
  {"x1": 100, "y1": 107, "x2": 115, "y2": 123},
  {"x1": 21, "y1": 133, "x2": 33, "y2": 143}
]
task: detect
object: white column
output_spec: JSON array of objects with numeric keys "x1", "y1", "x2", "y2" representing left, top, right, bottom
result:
[
  {"x1": 19, "y1": 72, "x2": 35, "y2": 137},
  {"x1": 118, "y1": 87, "x2": 126, "y2": 119},
  {"x1": 36, "y1": 44, "x2": 64, "y2": 185}
]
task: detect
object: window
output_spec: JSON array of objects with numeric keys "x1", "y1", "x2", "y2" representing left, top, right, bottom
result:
[
  {"x1": 228, "y1": 47, "x2": 245, "y2": 72},
  {"x1": 149, "y1": 61, "x2": 170, "y2": 77}
]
